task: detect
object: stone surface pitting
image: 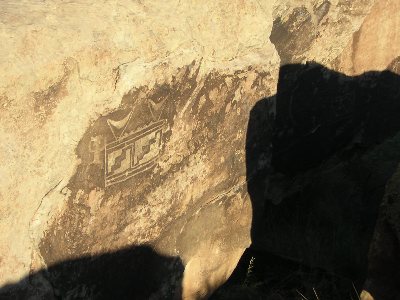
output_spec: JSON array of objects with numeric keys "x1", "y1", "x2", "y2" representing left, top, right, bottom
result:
[{"x1": 0, "y1": 0, "x2": 399, "y2": 299}]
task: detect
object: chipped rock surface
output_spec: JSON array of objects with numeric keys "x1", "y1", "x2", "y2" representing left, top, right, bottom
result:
[
  {"x1": 270, "y1": 0, "x2": 376, "y2": 66},
  {"x1": 337, "y1": 0, "x2": 400, "y2": 75},
  {"x1": 0, "y1": 0, "x2": 398, "y2": 299},
  {"x1": 0, "y1": 1, "x2": 277, "y2": 298}
]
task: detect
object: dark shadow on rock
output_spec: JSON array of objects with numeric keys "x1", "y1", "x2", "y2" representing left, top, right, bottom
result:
[
  {"x1": 0, "y1": 245, "x2": 184, "y2": 300},
  {"x1": 213, "y1": 61, "x2": 400, "y2": 299}
]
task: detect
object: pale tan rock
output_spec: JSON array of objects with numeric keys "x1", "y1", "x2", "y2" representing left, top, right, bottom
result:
[
  {"x1": 1, "y1": 0, "x2": 396, "y2": 298},
  {"x1": 361, "y1": 290, "x2": 375, "y2": 300},
  {"x1": 337, "y1": 0, "x2": 400, "y2": 75},
  {"x1": 0, "y1": 0, "x2": 278, "y2": 298},
  {"x1": 182, "y1": 248, "x2": 244, "y2": 300},
  {"x1": 270, "y1": 0, "x2": 376, "y2": 67}
]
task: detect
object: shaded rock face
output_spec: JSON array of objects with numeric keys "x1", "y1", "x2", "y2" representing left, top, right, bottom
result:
[
  {"x1": 244, "y1": 62, "x2": 400, "y2": 297},
  {"x1": 0, "y1": 246, "x2": 184, "y2": 300},
  {"x1": 272, "y1": 63, "x2": 400, "y2": 175},
  {"x1": 365, "y1": 165, "x2": 400, "y2": 300},
  {"x1": 0, "y1": 0, "x2": 399, "y2": 299}
]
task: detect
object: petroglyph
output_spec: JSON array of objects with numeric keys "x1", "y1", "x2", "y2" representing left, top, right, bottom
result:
[{"x1": 105, "y1": 119, "x2": 165, "y2": 187}]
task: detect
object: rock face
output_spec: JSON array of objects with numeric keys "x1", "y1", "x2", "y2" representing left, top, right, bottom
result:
[
  {"x1": 0, "y1": 0, "x2": 399, "y2": 299},
  {"x1": 248, "y1": 61, "x2": 400, "y2": 283},
  {"x1": 270, "y1": 0, "x2": 376, "y2": 65},
  {"x1": 0, "y1": 1, "x2": 278, "y2": 298},
  {"x1": 338, "y1": 0, "x2": 400, "y2": 75},
  {"x1": 364, "y1": 163, "x2": 400, "y2": 300}
]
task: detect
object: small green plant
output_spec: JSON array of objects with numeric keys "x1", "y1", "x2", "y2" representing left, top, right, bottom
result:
[{"x1": 243, "y1": 256, "x2": 256, "y2": 286}]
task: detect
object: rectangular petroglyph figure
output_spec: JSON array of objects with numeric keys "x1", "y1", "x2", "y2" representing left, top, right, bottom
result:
[{"x1": 104, "y1": 120, "x2": 165, "y2": 187}]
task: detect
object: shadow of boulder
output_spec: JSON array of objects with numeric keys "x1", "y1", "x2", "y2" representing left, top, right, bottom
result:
[
  {"x1": 213, "y1": 61, "x2": 400, "y2": 299},
  {"x1": 0, "y1": 245, "x2": 184, "y2": 300}
]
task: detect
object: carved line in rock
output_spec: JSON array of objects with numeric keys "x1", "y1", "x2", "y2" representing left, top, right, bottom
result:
[{"x1": 104, "y1": 118, "x2": 166, "y2": 187}]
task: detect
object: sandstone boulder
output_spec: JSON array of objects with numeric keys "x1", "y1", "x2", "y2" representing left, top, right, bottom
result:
[
  {"x1": 0, "y1": 1, "x2": 278, "y2": 298},
  {"x1": 1, "y1": 0, "x2": 399, "y2": 299}
]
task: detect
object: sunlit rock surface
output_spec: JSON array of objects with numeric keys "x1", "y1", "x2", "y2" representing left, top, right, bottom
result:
[
  {"x1": 0, "y1": 1, "x2": 278, "y2": 298},
  {"x1": 0, "y1": 0, "x2": 398, "y2": 299},
  {"x1": 337, "y1": 0, "x2": 400, "y2": 75},
  {"x1": 270, "y1": 0, "x2": 376, "y2": 66}
]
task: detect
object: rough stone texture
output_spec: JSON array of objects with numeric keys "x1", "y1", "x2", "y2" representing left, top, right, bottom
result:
[
  {"x1": 363, "y1": 162, "x2": 400, "y2": 300},
  {"x1": 0, "y1": 0, "x2": 399, "y2": 299},
  {"x1": 248, "y1": 61, "x2": 400, "y2": 280},
  {"x1": 262, "y1": 1, "x2": 399, "y2": 300},
  {"x1": 270, "y1": 0, "x2": 376, "y2": 66},
  {"x1": 0, "y1": 1, "x2": 278, "y2": 298},
  {"x1": 337, "y1": 0, "x2": 400, "y2": 75},
  {"x1": 265, "y1": 1, "x2": 400, "y2": 299}
]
